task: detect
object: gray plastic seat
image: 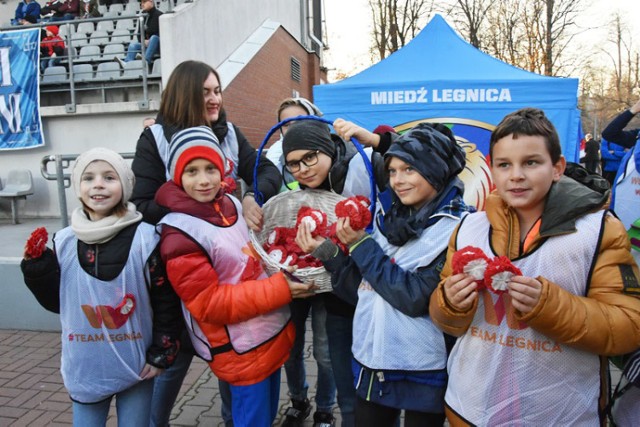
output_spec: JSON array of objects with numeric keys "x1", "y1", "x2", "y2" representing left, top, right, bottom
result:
[
  {"x1": 124, "y1": 2, "x2": 140, "y2": 14},
  {"x1": 95, "y1": 62, "x2": 121, "y2": 80},
  {"x1": 41, "y1": 66, "x2": 68, "y2": 84},
  {"x1": 89, "y1": 30, "x2": 110, "y2": 47},
  {"x1": 102, "y1": 43, "x2": 125, "y2": 61},
  {"x1": 104, "y1": 10, "x2": 121, "y2": 19},
  {"x1": 75, "y1": 45, "x2": 101, "y2": 63},
  {"x1": 115, "y1": 17, "x2": 135, "y2": 31},
  {"x1": 110, "y1": 28, "x2": 132, "y2": 44},
  {"x1": 76, "y1": 21, "x2": 95, "y2": 36},
  {"x1": 122, "y1": 60, "x2": 144, "y2": 79},
  {"x1": 149, "y1": 58, "x2": 161, "y2": 77},
  {"x1": 0, "y1": 169, "x2": 34, "y2": 224},
  {"x1": 72, "y1": 64, "x2": 94, "y2": 82},
  {"x1": 108, "y1": 3, "x2": 124, "y2": 14},
  {"x1": 96, "y1": 20, "x2": 114, "y2": 33},
  {"x1": 58, "y1": 22, "x2": 75, "y2": 41},
  {"x1": 70, "y1": 33, "x2": 89, "y2": 49}
]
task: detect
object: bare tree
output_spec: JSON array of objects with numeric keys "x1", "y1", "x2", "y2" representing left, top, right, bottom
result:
[
  {"x1": 579, "y1": 13, "x2": 640, "y2": 136},
  {"x1": 368, "y1": 0, "x2": 435, "y2": 60},
  {"x1": 600, "y1": 15, "x2": 640, "y2": 106},
  {"x1": 446, "y1": 0, "x2": 497, "y2": 49},
  {"x1": 475, "y1": 0, "x2": 581, "y2": 76},
  {"x1": 541, "y1": 0, "x2": 582, "y2": 75}
]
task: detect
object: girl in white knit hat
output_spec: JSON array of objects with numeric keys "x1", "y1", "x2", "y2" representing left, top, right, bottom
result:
[{"x1": 21, "y1": 147, "x2": 182, "y2": 426}]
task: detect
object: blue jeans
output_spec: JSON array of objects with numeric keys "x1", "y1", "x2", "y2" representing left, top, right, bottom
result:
[
  {"x1": 73, "y1": 379, "x2": 154, "y2": 426},
  {"x1": 150, "y1": 350, "x2": 233, "y2": 427},
  {"x1": 326, "y1": 312, "x2": 355, "y2": 427},
  {"x1": 40, "y1": 57, "x2": 60, "y2": 74},
  {"x1": 229, "y1": 369, "x2": 281, "y2": 427},
  {"x1": 49, "y1": 14, "x2": 76, "y2": 22},
  {"x1": 125, "y1": 35, "x2": 159, "y2": 63},
  {"x1": 284, "y1": 296, "x2": 336, "y2": 413}
]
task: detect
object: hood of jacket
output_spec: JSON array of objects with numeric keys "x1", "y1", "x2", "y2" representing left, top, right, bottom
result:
[
  {"x1": 486, "y1": 174, "x2": 609, "y2": 246},
  {"x1": 324, "y1": 134, "x2": 357, "y2": 193},
  {"x1": 539, "y1": 175, "x2": 609, "y2": 236}
]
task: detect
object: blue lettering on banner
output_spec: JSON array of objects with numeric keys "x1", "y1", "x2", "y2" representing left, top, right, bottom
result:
[
  {"x1": 0, "y1": 28, "x2": 44, "y2": 150},
  {"x1": 371, "y1": 87, "x2": 512, "y2": 105}
]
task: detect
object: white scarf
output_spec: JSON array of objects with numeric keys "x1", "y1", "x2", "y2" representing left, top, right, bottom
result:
[{"x1": 71, "y1": 202, "x2": 143, "y2": 244}]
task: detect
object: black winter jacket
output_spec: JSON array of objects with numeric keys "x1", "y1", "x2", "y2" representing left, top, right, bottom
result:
[
  {"x1": 20, "y1": 223, "x2": 182, "y2": 369},
  {"x1": 139, "y1": 6, "x2": 162, "y2": 42},
  {"x1": 602, "y1": 109, "x2": 640, "y2": 149}
]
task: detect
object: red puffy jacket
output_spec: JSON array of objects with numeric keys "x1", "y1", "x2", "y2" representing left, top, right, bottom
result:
[{"x1": 157, "y1": 182, "x2": 294, "y2": 385}]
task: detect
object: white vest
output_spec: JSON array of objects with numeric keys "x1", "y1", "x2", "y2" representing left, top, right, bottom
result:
[
  {"x1": 352, "y1": 211, "x2": 464, "y2": 371},
  {"x1": 151, "y1": 122, "x2": 240, "y2": 181},
  {"x1": 55, "y1": 224, "x2": 156, "y2": 403},
  {"x1": 157, "y1": 197, "x2": 290, "y2": 359},
  {"x1": 342, "y1": 146, "x2": 377, "y2": 198},
  {"x1": 446, "y1": 211, "x2": 605, "y2": 425}
]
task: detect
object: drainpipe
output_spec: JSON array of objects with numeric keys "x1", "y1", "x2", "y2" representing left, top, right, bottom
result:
[{"x1": 306, "y1": 0, "x2": 324, "y2": 56}]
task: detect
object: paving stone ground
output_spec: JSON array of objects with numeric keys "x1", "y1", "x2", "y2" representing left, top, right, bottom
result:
[{"x1": 0, "y1": 327, "x2": 339, "y2": 426}]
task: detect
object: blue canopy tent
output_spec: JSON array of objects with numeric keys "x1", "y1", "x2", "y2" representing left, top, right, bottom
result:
[{"x1": 313, "y1": 14, "x2": 580, "y2": 209}]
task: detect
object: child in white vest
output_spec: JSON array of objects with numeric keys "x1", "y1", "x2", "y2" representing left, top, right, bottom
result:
[
  {"x1": 21, "y1": 147, "x2": 182, "y2": 426},
  {"x1": 296, "y1": 123, "x2": 472, "y2": 426},
  {"x1": 429, "y1": 107, "x2": 640, "y2": 425},
  {"x1": 155, "y1": 126, "x2": 315, "y2": 427}
]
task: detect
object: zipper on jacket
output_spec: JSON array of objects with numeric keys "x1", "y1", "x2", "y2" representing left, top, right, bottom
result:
[
  {"x1": 366, "y1": 370, "x2": 375, "y2": 401},
  {"x1": 94, "y1": 245, "x2": 99, "y2": 277}
]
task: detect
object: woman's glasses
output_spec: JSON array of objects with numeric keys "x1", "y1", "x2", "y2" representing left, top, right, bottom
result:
[{"x1": 285, "y1": 150, "x2": 320, "y2": 173}]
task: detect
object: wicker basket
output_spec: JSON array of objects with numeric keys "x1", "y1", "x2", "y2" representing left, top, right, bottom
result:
[{"x1": 249, "y1": 189, "x2": 346, "y2": 292}]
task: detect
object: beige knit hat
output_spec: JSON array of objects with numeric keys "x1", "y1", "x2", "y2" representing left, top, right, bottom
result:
[{"x1": 71, "y1": 147, "x2": 135, "y2": 203}]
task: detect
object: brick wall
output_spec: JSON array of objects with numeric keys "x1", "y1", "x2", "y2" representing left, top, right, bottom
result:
[{"x1": 222, "y1": 27, "x2": 325, "y2": 150}]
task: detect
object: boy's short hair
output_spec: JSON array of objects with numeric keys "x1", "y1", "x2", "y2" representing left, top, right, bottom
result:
[{"x1": 490, "y1": 108, "x2": 562, "y2": 164}]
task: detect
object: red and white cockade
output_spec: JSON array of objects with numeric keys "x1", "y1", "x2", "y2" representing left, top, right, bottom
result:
[
  {"x1": 261, "y1": 196, "x2": 372, "y2": 270},
  {"x1": 452, "y1": 246, "x2": 522, "y2": 294},
  {"x1": 452, "y1": 245, "x2": 491, "y2": 291}
]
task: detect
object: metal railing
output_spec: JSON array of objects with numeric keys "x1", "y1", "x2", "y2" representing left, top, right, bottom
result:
[
  {"x1": 1, "y1": 13, "x2": 161, "y2": 111},
  {"x1": 40, "y1": 152, "x2": 134, "y2": 228}
]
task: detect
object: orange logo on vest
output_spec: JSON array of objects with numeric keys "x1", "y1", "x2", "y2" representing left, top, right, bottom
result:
[
  {"x1": 81, "y1": 294, "x2": 136, "y2": 329},
  {"x1": 481, "y1": 291, "x2": 527, "y2": 330}
]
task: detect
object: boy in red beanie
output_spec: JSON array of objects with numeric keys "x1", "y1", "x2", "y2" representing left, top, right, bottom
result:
[{"x1": 155, "y1": 126, "x2": 315, "y2": 426}]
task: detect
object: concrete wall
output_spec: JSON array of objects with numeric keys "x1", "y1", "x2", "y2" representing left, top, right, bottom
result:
[
  {"x1": 160, "y1": 0, "x2": 306, "y2": 88},
  {"x1": 1, "y1": 260, "x2": 61, "y2": 331},
  {"x1": 0, "y1": 102, "x2": 160, "y2": 220}
]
